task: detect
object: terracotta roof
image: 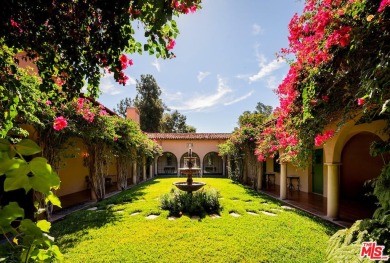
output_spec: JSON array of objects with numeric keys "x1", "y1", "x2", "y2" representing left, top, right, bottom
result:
[{"x1": 147, "y1": 133, "x2": 231, "y2": 140}]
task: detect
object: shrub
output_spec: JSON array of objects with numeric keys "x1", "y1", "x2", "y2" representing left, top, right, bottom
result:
[{"x1": 160, "y1": 187, "x2": 221, "y2": 216}]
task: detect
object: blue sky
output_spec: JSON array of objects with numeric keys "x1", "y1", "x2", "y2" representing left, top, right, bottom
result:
[{"x1": 97, "y1": 0, "x2": 304, "y2": 133}]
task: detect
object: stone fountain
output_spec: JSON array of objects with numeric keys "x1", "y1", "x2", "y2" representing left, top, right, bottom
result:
[{"x1": 174, "y1": 144, "x2": 205, "y2": 193}]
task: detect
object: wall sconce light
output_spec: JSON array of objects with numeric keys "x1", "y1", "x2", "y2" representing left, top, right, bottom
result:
[{"x1": 82, "y1": 152, "x2": 89, "y2": 167}]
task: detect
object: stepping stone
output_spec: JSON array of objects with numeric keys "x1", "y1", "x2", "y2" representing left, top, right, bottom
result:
[
  {"x1": 247, "y1": 211, "x2": 259, "y2": 216},
  {"x1": 209, "y1": 214, "x2": 221, "y2": 219},
  {"x1": 114, "y1": 210, "x2": 124, "y2": 213},
  {"x1": 87, "y1": 207, "x2": 98, "y2": 211},
  {"x1": 130, "y1": 212, "x2": 140, "y2": 216},
  {"x1": 191, "y1": 216, "x2": 200, "y2": 220},
  {"x1": 146, "y1": 214, "x2": 159, "y2": 219},
  {"x1": 261, "y1": 211, "x2": 277, "y2": 216},
  {"x1": 107, "y1": 204, "x2": 115, "y2": 208},
  {"x1": 168, "y1": 216, "x2": 178, "y2": 220},
  {"x1": 229, "y1": 212, "x2": 240, "y2": 217},
  {"x1": 271, "y1": 208, "x2": 283, "y2": 213},
  {"x1": 281, "y1": 206, "x2": 294, "y2": 210}
]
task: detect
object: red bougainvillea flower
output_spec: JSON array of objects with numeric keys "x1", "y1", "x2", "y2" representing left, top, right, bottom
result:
[
  {"x1": 314, "y1": 130, "x2": 335, "y2": 147},
  {"x1": 53, "y1": 116, "x2": 68, "y2": 131},
  {"x1": 166, "y1": 39, "x2": 176, "y2": 50},
  {"x1": 190, "y1": 5, "x2": 197, "y2": 13},
  {"x1": 357, "y1": 97, "x2": 365, "y2": 106},
  {"x1": 120, "y1": 54, "x2": 133, "y2": 70},
  {"x1": 10, "y1": 18, "x2": 23, "y2": 33},
  {"x1": 378, "y1": 0, "x2": 390, "y2": 12}
]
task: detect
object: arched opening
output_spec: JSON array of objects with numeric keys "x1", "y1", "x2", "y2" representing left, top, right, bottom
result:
[
  {"x1": 180, "y1": 152, "x2": 200, "y2": 169},
  {"x1": 340, "y1": 132, "x2": 388, "y2": 217},
  {"x1": 157, "y1": 152, "x2": 178, "y2": 175},
  {"x1": 203, "y1": 152, "x2": 223, "y2": 175}
]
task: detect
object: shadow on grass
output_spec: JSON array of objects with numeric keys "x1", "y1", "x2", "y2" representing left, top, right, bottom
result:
[{"x1": 51, "y1": 179, "x2": 159, "y2": 250}]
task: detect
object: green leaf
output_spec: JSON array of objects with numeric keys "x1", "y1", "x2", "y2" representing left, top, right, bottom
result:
[
  {"x1": 0, "y1": 139, "x2": 10, "y2": 151},
  {"x1": 15, "y1": 139, "x2": 41, "y2": 156},
  {"x1": 0, "y1": 202, "x2": 24, "y2": 234},
  {"x1": 36, "y1": 220, "x2": 51, "y2": 233},
  {"x1": 46, "y1": 191, "x2": 62, "y2": 208},
  {"x1": 4, "y1": 161, "x2": 31, "y2": 192},
  {"x1": 29, "y1": 158, "x2": 59, "y2": 194},
  {"x1": 0, "y1": 157, "x2": 13, "y2": 175},
  {"x1": 19, "y1": 219, "x2": 42, "y2": 238}
]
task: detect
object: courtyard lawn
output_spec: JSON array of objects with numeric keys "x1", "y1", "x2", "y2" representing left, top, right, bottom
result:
[{"x1": 51, "y1": 178, "x2": 338, "y2": 262}]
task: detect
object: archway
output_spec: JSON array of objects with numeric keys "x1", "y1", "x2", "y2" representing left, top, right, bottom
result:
[
  {"x1": 180, "y1": 152, "x2": 200, "y2": 168},
  {"x1": 203, "y1": 152, "x2": 223, "y2": 175},
  {"x1": 340, "y1": 132, "x2": 387, "y2": 209},
  {"x1": 157, "y1": 152, "x2": 178, "y2": 175}
]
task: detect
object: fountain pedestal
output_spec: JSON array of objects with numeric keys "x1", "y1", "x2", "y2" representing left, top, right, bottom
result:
[{"x1": 174, "y1": 156, "x2": 205, "y2": 193}]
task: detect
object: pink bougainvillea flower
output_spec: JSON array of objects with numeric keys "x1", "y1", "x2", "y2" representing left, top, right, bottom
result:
[
  {"x1": 55, "y1": 77, "x2": 65, "y2": 87},
  {"x1": 10, "y1": 19, "x2": 23, "y2": 33},
  {"x1": 357, "y1": 97, "x2": 365, "y2": 106},
  {"x1": 166, "y1": 39, "x2": 176, "y2": 50},
  {"x1": 118, "y1": 72, "x2": 129, "y2": 85},
  {"x1": 45, "y1": 100, "x2": 52, "y2": 105},
  {"x1": 172, "y1": 0, "x2": 180, "y2": 9},
  {"x1": 378, "y1": 0, "x2": 390, "y2": 12},
  {"x1": 190, "y1": 5, "x2": 197, "y2": 13},
  {"x1": 99, "y1": 109, "x2": 108, "y2": 116},
  {"x1": 314, "y1": 130, "x2": 335, "y2": 147},
  {"x1": 53, "y1": 116, "x2": 68, "y2": 131},
  {"x1": 120, "y1": 54, "x2": 129, "y2": 70},
  {"x1": 114, "y1": 136, "x2": 118, "y2": 142}
]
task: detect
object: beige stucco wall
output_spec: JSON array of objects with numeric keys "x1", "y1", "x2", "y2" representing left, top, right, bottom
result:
[
  {"x1": 264, "y1": 158, "x2": 308, "y2": 191},
  {"x1": 154, "y1": 139, "x2": 226, "y2": 171}
]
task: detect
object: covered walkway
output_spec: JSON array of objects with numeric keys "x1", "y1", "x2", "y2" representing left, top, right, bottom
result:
[{"x1": 260, "y1": 186, "x2": 377, "y2": 228}]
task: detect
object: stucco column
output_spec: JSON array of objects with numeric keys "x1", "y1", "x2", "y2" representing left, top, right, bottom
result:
[
  {"x1": 326, "y1": 163, "x2": 341, "y2": 218},
  {"x1": 177, "y1": 158, "x2": 181, "y2": 177},
  {"x1": 132, "y1": 161, "x2": 137, "y2": 185},
  {"x1": 149, "y1": 163, "x2": 153, "y2": 178},
  {"x1": 256, "y1": 163, "x2": 262, "y2": 191},
  {"x1": 154, "y1": 157, "x2": 158, "y2": 177},
  {"x1": 142, "y1": 156, "x2": 146, "y2": 181},
  {"x1": 280, "y1": 162, "x2": 287, "y2": 199},
  {"x1": 222, "y1": 156, "x2": 226, "y2": 176},
  {"x1": 200, "y1": 159, "x2": 203, "y2": 177}
]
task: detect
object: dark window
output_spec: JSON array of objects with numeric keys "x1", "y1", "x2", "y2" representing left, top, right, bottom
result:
[{"x1": 273, "y1": 153, "x2": 280, "y2": 173}]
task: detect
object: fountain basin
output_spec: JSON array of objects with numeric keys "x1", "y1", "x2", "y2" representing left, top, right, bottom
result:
[{"x1": 174, "y1": 182, "x2": 206, "y2": 192}]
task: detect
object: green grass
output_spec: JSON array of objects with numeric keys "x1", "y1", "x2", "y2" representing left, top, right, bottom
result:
[{"x1": 48, "y1": 178, "x2": 338, "y2": 262}]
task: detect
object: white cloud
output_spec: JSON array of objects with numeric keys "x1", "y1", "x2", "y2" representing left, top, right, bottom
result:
[
  {"x1": 252, "y1": 23, "x2": 264, "y2": 35},
  {"x1": 224, "y1": 90, "x2": 255, "y2": 106},
  {"x1": 170, "y1": 76, "x2": 232, "y2": 112},
  {"x1": 152, "y1": 59, "x2": 161, "y2": 72},
  {"x1": 266, "y1": 76, "x2": 278, "y2": 90},
  {"x1": 99, "y1": 72, "x2": 136, "y2": 95},
  {"x1": 248, "y1": 57, "x2": 285, "y2": 83},
  {"x1": 197, "y1": 71, "x2": 211, "y2": 82},
  {"x1": 163, "y1": 91, "x2": 183, "y2": 102}
]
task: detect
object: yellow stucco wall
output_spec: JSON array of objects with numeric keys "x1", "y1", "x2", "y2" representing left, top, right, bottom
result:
[{"x1": 57, "y1": 138, "x2": 89, "y2": 197}]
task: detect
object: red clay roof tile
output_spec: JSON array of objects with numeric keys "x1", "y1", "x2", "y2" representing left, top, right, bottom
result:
[{"x1": 147, "y1": 133, "x2": 231, "y2": 140}]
